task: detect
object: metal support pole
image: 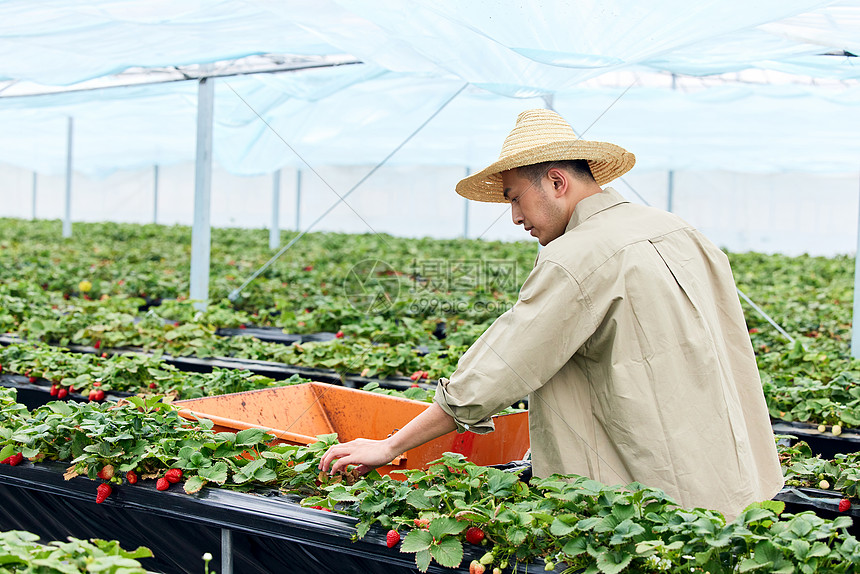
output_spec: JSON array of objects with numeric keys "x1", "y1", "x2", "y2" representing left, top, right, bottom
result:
[
  {"x1": 667, "y1": 170, "x2": 675, "y2": 213},
  {"x1": 221, "y1": 528, "x2": 233, "y2": 574},
  {"x1": 31, "y1": 172, "x2": 37, "y2": 220},
  {"x1": 270, "y1": 169, "x2": 281, "y2": 249},
  {"x1": 295, "y1": 169, "x2": 302, "y2": 231},
  {"x1": 852, "y1": 173, "x2": 860, "y2": 358},
  {"x1": 190, "y1": 77, "x2": 214, "y2": 310},
  {"x1": 463, "y1": 167, "x2": 470, "y2": 239},
  {"x1": 153, "y1": 165, "x2": 159, "y2": 224},
  {"x1": 667, "y1": 74, "x2": 677, "y2": 214},
  {"x1": 63, "y1": 117, "x2": 73, "y2": 237}
]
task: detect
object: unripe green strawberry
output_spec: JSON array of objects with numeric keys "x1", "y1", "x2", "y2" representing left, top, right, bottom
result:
[{"x1": 96, "y1": 483, "x2": 112, "y2": 504}]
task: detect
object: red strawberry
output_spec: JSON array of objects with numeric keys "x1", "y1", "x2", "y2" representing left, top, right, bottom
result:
[
  {"x1": 335, "y1": 330, "x2": 344, "y2": 339},
  {"x1": 93, "y1": 381, "x2": 101, "y2": 387},
  {"x1": 840, "y1": 498, "x2": 852, "y2": 512},
  {"x1": 239, "y1": 324, "x2": 247, "y2": 329},
  {"x1": 126, "y1": 470, "x2": 138, "y2": 485},
  {"x1": 1, "y1": 453, "x2": 23, "y2": 466},
  {"x1": 413, "y1": 518, "x2": 430, "y2": 529},
  {"x1": 94, "y1": 340, "x2": 101, "y2": 349},
  {"x1": 68, "y1": 386, "x2": 75, "y2": 394},
  {"x1": 28, "y1": 375, "x2": 37, "y2": 383},
  {"x1": 149, "y1": 382, "x2": 157, "y2": 389},
  {"x1": 50, "y1": 384, "x2": 59, "y2": 396},
  {"x1": 465, "y1": 526, "x2": 485, "y2": 545},
  {"x1": 93, "y1": 389, "x2": 105, "y2": 401},
  {"x1": 385, "y1": 530, "x2": 400, "y2": 548},
  {"x1": 303, "y1": 265, "x2": 313, "y2": 271},
  {"x1": 410, "y1": 371, "x2": 422, "y2": 381},
  {"x1": 165, "y1": 468, "x2": 183, "y2": 484},
  {"x1": 88, "y1": 390, "x2": 97, "y2": 401},
  {"x1": 410, "y1": 383, "x2": 420, "y2": 388},
  {"x1": 97, "y1": 465, "x2": 115, "y2": 480},
  {"x1": 57, "y1": 388, "x2": 68, "y2": 399},
  {"x1": 0, "y1": 363, "x2": 3, "y2": 373},
  {"x1": 469, "y1": 561, "x2": 486, "y2": 574},
  {"x1": 96, "y1": 483, "x2": 112, "y2": 504},
  {"x1": 156, "y1": 477, "x2": 170, "y2": 491}
]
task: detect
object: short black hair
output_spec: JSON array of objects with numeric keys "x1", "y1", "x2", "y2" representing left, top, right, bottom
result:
[{"x1": 515, "y1": 160, "x2": 594, "y2": 185}]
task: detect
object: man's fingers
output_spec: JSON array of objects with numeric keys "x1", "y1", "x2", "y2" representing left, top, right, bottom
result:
[{"x1": 318, "y1": 445, "x2": 343, "y2": 472}]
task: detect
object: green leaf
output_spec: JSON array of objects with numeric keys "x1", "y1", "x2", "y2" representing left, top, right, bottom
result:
[
  {"x1": 550, "y1": 514, "x2": 579, "y2": 536},
  {"x1": 561, "y1": 536, "x2": 588, "y2": 557},
  {"x1": 415, "y1": 548, "x2": 432, "y2": 573},
  {"x1": 595, "y1": 549, "x2": 633, "y2": 574},
  {"x1": 486, "y1": 470, "x2": 519, "y2": 497},
  {"x1": 429, "y1": 536, "x2": 463, "y2": 569},
  {"x1": 184, "y1": 475, "x2": 206, "y2": 494},
  {"x1": 400, "y1": 529, "x2": 433, "y2": 553},
  {"x1": 198, "y1": 461, "x2": 228, "y2": 484},
  {"x1": 609, "y1": 519, "x2": 645, "y2": 545},
  {"x1": 235, "y1": 427, "x2": 271, "y2": 446},
  {"x1": 429, "y1": 517, "x2": 467, "y2": 539},
  {"x1": 0, "y1": 444, "x2": 15, "y2": 461},
  {"x1": 406, "y1": 489, "x2": 434, "y2": 510}
]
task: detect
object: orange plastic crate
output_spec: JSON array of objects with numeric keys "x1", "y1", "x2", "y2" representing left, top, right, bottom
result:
[{"x1": 175, "y1": 382, "x2": 529, "y2": 476}]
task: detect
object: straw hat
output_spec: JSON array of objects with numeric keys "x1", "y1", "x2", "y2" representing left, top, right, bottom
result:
[{"x1": 456, "y1": 109, "x2": 635, "y2": 203}]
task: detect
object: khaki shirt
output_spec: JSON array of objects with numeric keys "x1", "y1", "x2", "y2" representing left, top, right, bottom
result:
[{"x1": 436, "y1": 187, "x2": 783, "y2": 520}]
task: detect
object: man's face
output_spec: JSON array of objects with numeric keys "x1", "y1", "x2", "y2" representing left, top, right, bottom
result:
[{"x1": 501, "y1": 169, "x2": 568, "y2": 246}]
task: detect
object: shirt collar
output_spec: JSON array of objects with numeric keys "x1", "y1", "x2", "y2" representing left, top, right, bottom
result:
[{"x1": 565, "y1": 187, "x2": 629, "y2": 233}]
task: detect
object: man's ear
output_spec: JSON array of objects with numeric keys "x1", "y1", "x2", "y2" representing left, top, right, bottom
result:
[{"x1": 546, "y1": 167, "x2": 568, "y2": 198}]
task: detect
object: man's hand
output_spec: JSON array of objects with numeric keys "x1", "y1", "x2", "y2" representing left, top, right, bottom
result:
[
  {"x1": 318, "y1": 402, "x2": 459, "y2": 476},
  {"x1": 318, "y1": 438, "x2": 398, "y2": 476}
]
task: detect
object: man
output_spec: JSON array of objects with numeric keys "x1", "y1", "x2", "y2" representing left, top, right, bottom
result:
[{"x1": 320, "y1": 109, "x2": 783, "y2": 520}]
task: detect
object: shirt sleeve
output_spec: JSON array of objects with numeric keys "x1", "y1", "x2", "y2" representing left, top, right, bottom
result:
[{"x1": 435, "y1": 259, "x2": 599, "y2": 433}]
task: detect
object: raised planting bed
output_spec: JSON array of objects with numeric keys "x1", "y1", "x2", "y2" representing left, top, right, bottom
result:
[
  {"x1": 772, "y1": 419, "x2": 860, "y2": 459},
  {"x1": 0, "y1": 374, "x2": 130, "y2": 410},
  {"x1": 0, "y1": 460, "x2": 476, "y2": 574},
  {"x1": 0, "y1": 334, "x2": 425, "y2": 391},
  {"x1": 774, "y1": 486, "x2": 860, "y2": 537}
]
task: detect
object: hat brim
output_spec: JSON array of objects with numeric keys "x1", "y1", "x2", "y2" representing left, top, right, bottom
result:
[{"x1": 456, "y1": 139, "x2": 635, "y2": 203}]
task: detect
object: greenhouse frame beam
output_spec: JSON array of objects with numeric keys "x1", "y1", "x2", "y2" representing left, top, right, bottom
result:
[
  {"x1": 0, "y1": 54, "x2": 362, "y2": 99},
  {"x1": 189, "y1": 77, "x2": 215, "y2": 310}
]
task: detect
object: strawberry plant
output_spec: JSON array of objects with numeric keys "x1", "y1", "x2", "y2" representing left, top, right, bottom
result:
[{"x1": 0, "y1": 530, "x2": 153, "y2": 573}]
